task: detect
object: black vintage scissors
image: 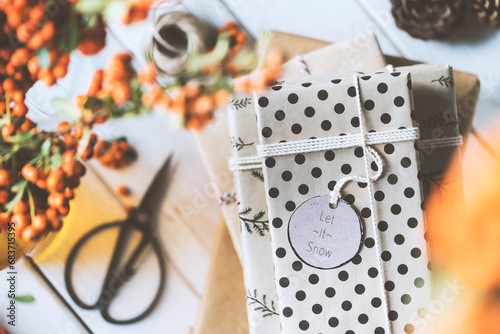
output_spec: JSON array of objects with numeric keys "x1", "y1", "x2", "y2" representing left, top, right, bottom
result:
[{"x1": 64, "y1": 158, "x2": 172, "y2": 325}]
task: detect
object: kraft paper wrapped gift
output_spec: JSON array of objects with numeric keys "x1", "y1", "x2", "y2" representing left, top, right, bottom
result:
[
  {"x1": 226, "y1": 34, "x2": 386, "y2": 334},
  {"x1": 254, "y1": 71, "x2": 433, "y2": 333}
]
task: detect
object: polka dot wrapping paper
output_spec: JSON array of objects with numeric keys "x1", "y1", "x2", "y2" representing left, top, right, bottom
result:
[
  {"x1": 227, "y1": 33, "x2": 387, "y2": 334},
  {"x1": 255, "y1": 72, "x2": 434, "y2": 333}
]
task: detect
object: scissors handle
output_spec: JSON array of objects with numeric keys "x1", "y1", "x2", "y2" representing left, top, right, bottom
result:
[{"x1": 64, "y1": 221, "x2": 167, "y2": 325}]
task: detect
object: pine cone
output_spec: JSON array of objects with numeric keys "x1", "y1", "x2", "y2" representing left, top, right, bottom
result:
[
  {"x1": 468, "y1": 0, "x2": 500, "y2": 26},
  {"x1": 391, "y1": 0, "x2": 465, "y2": 39}
]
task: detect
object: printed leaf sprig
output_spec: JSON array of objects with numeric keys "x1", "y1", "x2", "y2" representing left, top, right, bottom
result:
[
  {"x1": 250, "y1": 170, "x2": 264, "y2": 182},
  {"x1": 229, "y1": 97, "x2": 252, "y2": 111},
  {"x1": 231, "y1": 137, "x2": 254, "y2": 151},
  {"x1": 420, "y1": 114, "x2": 459, "y2": 130},
  {"x1": 431, "y1": 75, "x2": 455, "y2": 88},
  {"x1": 239, "y1": 207, "x2": 269, "y2": 236},
  {"x1": 246, "y1": 289, "x2": 278, "y2": 318}
]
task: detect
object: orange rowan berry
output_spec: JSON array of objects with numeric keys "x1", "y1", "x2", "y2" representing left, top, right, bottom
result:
[
  {"x1": 0, "y1": 190, "x2": 9, "y2": 204},
  {"x1": 12, "y1": 200, "x2": 28, "y2": 215},
  {"x1": 47, "y1": 192, "x2": 65, "y2": 208},
  {"x1": 21, "y1": 164, "x2": 38, "y2": 183},
  {"x1": 2, "y1": 124, "x2": 15, "y2": 139},
  {"x1": 13, "y1": 103, "x2": 27, "y2": 117},
  {"x1": 32, "y1": 214, "x2": 47, "y2": 233},
  {"x1": 117, "y1": 185, "x2": 131, "y2": 196},
  {"x1": 21, "y1": 225, "x2": 36, "y2": 241}
]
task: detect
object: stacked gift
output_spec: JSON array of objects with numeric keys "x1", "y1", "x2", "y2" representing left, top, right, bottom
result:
[{"x1": 192, "y1": 31, "x2": 480, "y2": 334}]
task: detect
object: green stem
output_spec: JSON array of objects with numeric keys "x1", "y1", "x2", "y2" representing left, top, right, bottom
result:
[
  {"x1": 27, "y1": 187, "x2": 36, "y2": 222},
  {"x1": 5, "y1": 92, "x2": 10, "y2": 123}
]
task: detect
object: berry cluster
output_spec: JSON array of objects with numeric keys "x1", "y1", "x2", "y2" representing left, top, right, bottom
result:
[{"x1": 94, "y1": 137, "x2": 137, "y2": 169}]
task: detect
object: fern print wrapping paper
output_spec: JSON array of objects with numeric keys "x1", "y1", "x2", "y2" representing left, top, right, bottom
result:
[
  {"x1": 227, "y1": 34, "x2": 386, "y2": 334},
  {"x1": 255, "y1": 71, "x2": 434, "y2": 334}
]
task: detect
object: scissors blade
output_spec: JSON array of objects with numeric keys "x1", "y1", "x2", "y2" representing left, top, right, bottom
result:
[{"x1": 137, "y1": 155, "x2": 174, "y2": 216}]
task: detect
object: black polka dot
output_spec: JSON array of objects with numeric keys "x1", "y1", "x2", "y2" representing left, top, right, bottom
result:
[
  {"x1": 351, "y1": 117, "x2": 360, "y2": 127},
  {"x1": 354, "y1": 147, "x2": 364, "y2": 158},
  {"x1": 292, "y1": 261, "x2": 303, "y2": 271},
  {"x1": 414, "y1": 277, "x2": 425, "y2": 288},
  {"x1": 291, "y1": 123, "x2": 302, "y2": 134},
  {"x1": 408, "y1": 79, "x2": 412, "y2": 90},
  {"x1": 371, "y1": 161, "x2": 379, "y2": 171},
  {"x1": 262, "y1": 127, "x2": 272, "y2": 138},
  {"x1": 391, "y1": 204, "x2": 402, "y2": 215},
  {"x1": 325, "y1": 287, "x2": 336, "y2": 298},
  {"x1": 352, "y1": 254, "x2": 362, "y2": 265},
  {"x1": 282, "y1": 171, "x2": 292, "y2": 181},
  {"x1": 358, "y1": 313, "x2": 369, "y2": 324},
  {"x1": 342, "y1": 301, "x2": 352, "y2": 311},
  {"x1": 328, "y1": 181, "x2": 337, "y2": 191},
  {"x1": 348, "y1": 86, "x2": 356, "y2": 97},
  {"x1": 361, "y1": 208, "x2": 371, "y2": 218},
  {"x1": 298, "y1": 320, "x2": 309, "y2": 331},
  {"x1": 265, "y1": 157, "x2": 275, "y2": 168},
  {"x1": 304, "y1": 106, "x2": 315, "y2": 117},
  {"x1": 279, "y1": 277, "x2": 289, "y2": 287},
  {"x1": 388, "y1": 310, "x2": 399, "y2": 321},
  {"x1": 325, "y1": 150, "x2": 335, "y2": 161},
  {"x1": 408, "y1": 217, "x2": 418, "y2": 228},
  {"x1": 329, "y1": 317, "x2": 339, "y2": 328},
  {"x1": 381, "y1": 251, "x2": 392, "y2": 261},
  {"x1": 411, "y1": 248, "x2": 422, "y2": 258},
  {"x1": 371, "y1": 297, "x2": 382, "y2": 308},
  {"x1": 331, "y1": 79, "x2": 342, "y2": 84},
  {"x1": 312, "y1": 304, "x2": 322, "y2": 314},
  {"x1": 296, "y1": 290, "x2": 306, "y2": 301},
  {"x1": 334, "y1": 103, "x2": 345, "y2": 114},
  {"x1": 275, "y1": 110, "x2": 285, "y2": 121},
  {"x1": 276, "y1": 248, "x2": 286, "y2": 258},
  {"x1": 301, "y1": 82, "x2": 311, "y2": 87},
  {"x1": 311, "y1": 167, "x2": 322, "y2": 178},
  {"x1": 341, "y1": 164, "x2": 352, "y2": 174},
  {"x1": 271, "y1": 85, "x2": 282, "y2": 91},
  {"x1": 344, "y1": 194, "x2": 355, "y2": 204},
  {"x1": 309, "y1": 274, "x2": 319, "y2": 285},
  {"x1": 391, "y1": 71, "x2": 401, "y2": 77},
  {"x1": 361, "y1": 75, "x2": 371, "y2": 81},
  {"x1": 295, "y1": 154, "x2": 305, "y2": 164},
  {"x1": 384, "y1": 144, "x2": 395, "y2": 154},
  {"x1": 321, "y1": 120, "x2": 332, "y2": 131},
  {"x1": 374, "y1": 190, "x2": 385, "y2": 201},
  {"x1": 387, "y1": 174, "x2": 398, "y2": 185},
  {"x1": 355, "y1": 284, "x2": 365, "y2": 295},
  {"x1": 364, "y1": 100, "x2": 375, "y2": 110},
  {"x1": 269, "y1": 187, "x2": 279, "y2": 198},
  {"x1": 258, "y1": 97, "x2": 269, "y2": 107},
  {"x1": 365, "y1": 237, "x2": 375, "y2": 248},
  {"x1": 394, "y1": 96, "x2": 405, "y2": 107},
  {"x1": 404, "y1": 187, "x2": 415, "y2": 198},
  {"x1": 401, "y1": 294, "x2": 412, "y2": 305},
  {"x1": 401, "y1": 157, "x2": 412, "y2": 168},
  {"x1": 288, "y1": 93, "x2": 299, "y2": 104},
  {"x1": 272, "y1": 218, "x2": 282, "y2": 228},
  {"x1": 385, "y1": 280, "x2": 395, "y2": 291},
  {"x1": 375, "y1": 327, "x2": 385, "y2": 334},
  {"x1": 381, "y1": 113, "x2": 392, "y2": 124},
  {"x1": 398, "y1": 264, "x2": 409, "y2": 275},
  {"x1": 377, "y1": 83, "x2": 388, "y2": 94},
  {"x1": 368, "y1": 267, "x2": 379, "y2": 278},
  {"x1": 318, "y1": 90, "x2": 328, "y2": 101},
  {"x1": 378, "y1": 221, "x2": 388, "y2": 231},
  {"x1": 285, "y1": 201, "x2": 296, "y2": 212},
  {"x1": 298, "y1": 184, "x2": 309, "y2": 195},
  {"x1": 358, "y1": 182, "x2": 367, "y2": 188},
  {"x1": 283, "y1": 307, "x2": 293, "y2": 317},
  {"x1": 338, "y1": 271, "x2": 349, "y2": 281}
]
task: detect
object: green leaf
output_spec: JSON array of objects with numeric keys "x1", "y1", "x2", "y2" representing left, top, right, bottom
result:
[
  {"x1": 5, "y1": 131, "x2": 40, "y2": 149},
  {"x1": 51, "y1": 98, "x2": 80, "y2": 120},
  {"x1": 187, "y1": 32, "x2": 231, "y2": 74},
  {"x1": 75, "y1": 0, "x2": 108, "y2": 15},
  {"x1": 10, "y1": 295, "x2": 35, "y2": 303},
  {"x1": 4, "y1": 180, "x2": 28, "y2": 213},
  {"x1": 40, "y1": 139, "x2": 51, "y2": 157},
  {"x1": 58, "y1": 22, "x2": 79, "y2": 53},
  {"x1": 36, "y1": 47, "x2": 50, "y2": 69}
]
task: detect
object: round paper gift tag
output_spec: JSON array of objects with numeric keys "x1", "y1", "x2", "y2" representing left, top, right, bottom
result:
[{"x1": 288, "y1": 196, "x2": 363, "y2": 269}]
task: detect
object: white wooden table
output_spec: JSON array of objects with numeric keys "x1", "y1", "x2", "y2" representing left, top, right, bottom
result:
[{"x1": 1, "y1": 1, "x2": 499, "y2": 333}]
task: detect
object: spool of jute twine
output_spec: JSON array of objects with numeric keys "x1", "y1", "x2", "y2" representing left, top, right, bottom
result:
[{"x1": 144, "y1": 10, "x2": 218, "y2": 77}]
